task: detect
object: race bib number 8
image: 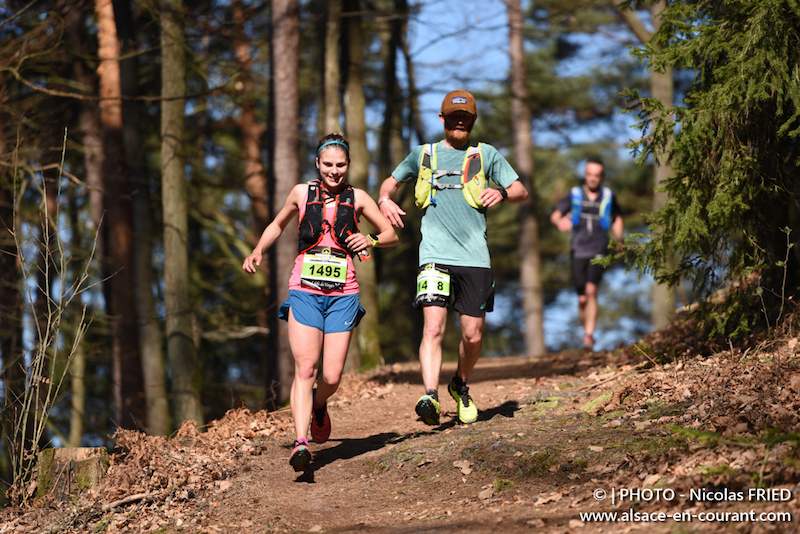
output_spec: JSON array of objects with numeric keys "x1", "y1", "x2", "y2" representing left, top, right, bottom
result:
[
  {"x1": 415, "y1": 263, "x2": 450, "y2": 305},
  {"x1": 301, "y1": 247, "x2": 347, "y2": 290}
]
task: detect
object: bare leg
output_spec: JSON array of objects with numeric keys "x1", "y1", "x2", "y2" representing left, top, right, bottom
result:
[
  {"x1": 456, "y1": 314, "x2": 485, "y2": 382},
  {"x1": 419, "y1": 306, "x2": 448, "y2": 392},
  {"x1": 583, "y1": 282, "x2": 599, "y2": 340},
  {"x1": 315, "y1": 330, "x2": 353, "y2": 405},
  {"x1": 287, "y1": 310, "x2": 323, "y2": 442}
]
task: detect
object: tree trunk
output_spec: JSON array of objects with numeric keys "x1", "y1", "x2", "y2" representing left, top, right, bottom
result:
[
  {"x1": 65, "y1": 183, "x2": 86, "y2": 447},
  {"x1": 270, "y1": 0, "x2": 301, "y2": 403},
  {"x1": 615, "y1": 0, "x2": 676, "y2": 329},
  {"x1": 95, "y1": 0, "x2": 145, "y2": 430},
  {"x1": 63, "y1": 2, "x2": 105, "y2": 250},
  {"x1": 399, "y1": 23, "x2": 424, "y2": 144},
  {"x1": 647, "y1": 1, "x2": 676, "y2": 330},
  {"x1": 63, "y1": 0, "x2": 99, "y2": 444},
  {"x1": 161, "y1": 0, "x2": 203, "y2": 426},
  {"x1": 0, "y1": 88, "x2": 25, "y2": 481},
  {"x1": 323, "y1": 0, "x2": 342, "y2": 134},
  {"x1": 114, "y1": 0, "x2": 170, "y2": 435},
  {"x1": 343, "y1": 0, "x2": 381, "y2": 370},
  {"x1": 508, "y1": 0, "x2": 546, "y2": 358},
  {"x1": 232, "y1": 0, "x2": 272, "y2": 411},
  {"x1": 376, "y1": 0, "x2": 403, "y2": 179}
]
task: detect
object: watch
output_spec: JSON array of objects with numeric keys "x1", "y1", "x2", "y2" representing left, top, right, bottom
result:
[
  {"x1": 499, "y1": 187, "x2": 508, "y2": 202},
  {"x1": 368, "y1": 233, "x2": 380, "y2": 247}
]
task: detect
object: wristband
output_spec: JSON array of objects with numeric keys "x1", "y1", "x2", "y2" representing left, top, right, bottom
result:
[
  {"x1": 378, "y1": 197, "x2": 391, "y2": 206},
  {"x1": 368, "y1": 233, "x2": 380, "y2": 247},
  {"x1": 499, "y1": 187, "x2": 508, "y2": 202}
]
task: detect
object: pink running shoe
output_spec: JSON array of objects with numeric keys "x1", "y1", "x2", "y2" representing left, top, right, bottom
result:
[
  {"x1": 311, "y1": 402, "x2": 331, "y2": 443},
  {"x1": 289, "y1": 439, "x2": 311, "y2": 472}
]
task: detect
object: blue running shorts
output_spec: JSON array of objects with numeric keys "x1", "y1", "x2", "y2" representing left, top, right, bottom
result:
[{"x1": 279, "y1": 290, "x2": 365, "y2": 333}]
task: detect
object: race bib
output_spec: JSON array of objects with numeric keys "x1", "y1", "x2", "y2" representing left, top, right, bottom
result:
[
  {"x1": 414, "y1": 263, "x2": 450, "y2": 305},
  {"x1": 301, "y1": 247, "x2": 347, "y2": 290}
]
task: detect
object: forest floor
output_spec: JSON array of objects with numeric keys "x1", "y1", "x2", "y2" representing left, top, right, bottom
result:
[{"x1": 3, "y1": 311, "x2": 800, "y2": 533}]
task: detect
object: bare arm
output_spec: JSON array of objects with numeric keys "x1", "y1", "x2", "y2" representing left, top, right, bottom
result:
[
  {"x1": 551, "y1": 209, "x2": 573, "y2": 232},
  {"x1": 377, "y1": 176, "x2": 407, "y2": 228},
  {"x1": 344, "y1": 189, "x2": 399, "y2": 253},
  {"x1": 479, "y1": 179, "x2": 528, "y2": 207},
  {"x1": 611, "y1": 215, "x2": 624, "y2": 246},
  {"x1": 242, "y1": 184, "x2": 304, "y2": 273}
]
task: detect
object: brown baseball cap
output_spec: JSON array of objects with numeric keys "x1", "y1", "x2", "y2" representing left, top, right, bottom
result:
[{"x1": 441, "y1": 90, "x2": 477, "y2": 116}]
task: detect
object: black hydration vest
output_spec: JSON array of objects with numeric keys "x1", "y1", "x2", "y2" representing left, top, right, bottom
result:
[{"x1": 297, "y1": 180, "x2": 359, "y2": 257}]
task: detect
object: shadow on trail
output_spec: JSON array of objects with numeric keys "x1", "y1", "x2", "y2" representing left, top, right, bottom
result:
[
  {"x1": 308, "y1": 430, "x2": 440, "y2": 473},
  {"x1": 477, "y1": 400, "x2": 519, "y2": 421},
  {"x1": 371, "y1": 348, "x2": 616, "y2": 387}
]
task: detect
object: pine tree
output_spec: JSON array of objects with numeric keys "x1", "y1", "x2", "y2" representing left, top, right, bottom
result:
[{"x1": 623, "y1": 0, "x2": 800, "y2": 335}]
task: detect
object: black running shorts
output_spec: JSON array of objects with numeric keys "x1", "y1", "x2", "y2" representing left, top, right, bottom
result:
[
  {"x1": 414, "y1": 264, "x2": 495, "y2": 317},
  {"x1": 571, "y1": 255, "x2": 606, "y2": 295}
]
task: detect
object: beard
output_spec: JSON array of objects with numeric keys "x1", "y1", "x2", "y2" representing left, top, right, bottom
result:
[{"x1": 444, "y1": 125, "x2": 471, "y2": 146}]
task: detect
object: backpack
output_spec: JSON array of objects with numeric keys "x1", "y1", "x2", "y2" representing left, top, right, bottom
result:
[
  {"x1": 298, "y1": 180, "x2": 360, "y2": 257},
  {"x1": 414, "y1": 142, "x2": 487, "y2": 209},
  {"x1": 570, "y1": 185, "x2": 613, "y2": 232}
]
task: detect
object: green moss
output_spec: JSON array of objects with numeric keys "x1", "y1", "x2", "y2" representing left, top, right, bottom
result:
[
  {"x1": 493, "y1": 478, "x2": 516, "y2": 492},
  {"x1": 601, "y1": 410, "x2": 626, "y2": 420},
  {"x1": 697, "y1": 465, "x2": 738, "y2": 477},
  {"x1": 580, "y1": 391, "x2": 612, "y2": 414}
]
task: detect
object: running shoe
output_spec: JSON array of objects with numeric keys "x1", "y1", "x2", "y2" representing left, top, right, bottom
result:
[
  {"x1": 415, "y1": 393, "x2": 441, "y2": 425},
  {"x1": 311, "y1": 401, "x2": 331, "y2": 443},
  {"x1": 289, "y1": 439, "x2": 312, "y2": 472},
  {"x1": 448, "y1": 377, "x2": 478, "y2": 424}
]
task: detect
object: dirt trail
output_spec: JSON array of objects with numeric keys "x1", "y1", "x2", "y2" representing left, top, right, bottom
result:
[{"x1": 4, "y1": 329, "x2": 800, "y2": 533}]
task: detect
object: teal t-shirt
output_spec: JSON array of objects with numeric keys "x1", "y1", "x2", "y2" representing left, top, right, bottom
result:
[{"x1": 391, "y1": 140, "x2": 519, "y2": 268}]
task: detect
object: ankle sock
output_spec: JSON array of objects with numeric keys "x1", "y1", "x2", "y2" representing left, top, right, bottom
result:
[
  {"x1": 452, "y1": 375, "x2": 466, "y2": 390},
  {"x1": 425, "y1": 389, "x2": 439, "y2": 401}
]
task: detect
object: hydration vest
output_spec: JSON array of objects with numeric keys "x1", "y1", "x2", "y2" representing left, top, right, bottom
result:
[
  {"x1": 570, "y1": 185, "x2": 613, "y2": 232},
  {"x1": 414, "y1": 142, "x2": 487, "y2": 209},
  {"x1": 298, "y1": 180, "x2": 359, "y2": 257}
]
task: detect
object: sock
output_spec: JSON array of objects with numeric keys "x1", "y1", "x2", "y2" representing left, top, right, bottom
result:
[
  {"x1": 426, "y1": 389, "x2": 439, "y2": 401},
  {"x1": 452, "y1": 375, "x2": 466, "y2": 390}
]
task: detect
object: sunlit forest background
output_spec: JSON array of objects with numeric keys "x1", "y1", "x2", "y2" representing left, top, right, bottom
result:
[{"x1": 2, "y1": 0, "x2": 799, "y2": 503}]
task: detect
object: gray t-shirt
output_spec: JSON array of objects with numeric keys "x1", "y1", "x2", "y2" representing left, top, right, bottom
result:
[{"x1": 391, "y1": 141, "x2": 519, "y2": 268}]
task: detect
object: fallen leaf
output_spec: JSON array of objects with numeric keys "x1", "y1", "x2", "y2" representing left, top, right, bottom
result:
[
  {"x1": 453, "y1": 460, "x2": 473, "y2": 475},
  {"x1": 478, "y1": 488, "x2": 494, "y2": 500},
  {"x1": 642, "y1": 474, "x2": 660, "y2": 488}
]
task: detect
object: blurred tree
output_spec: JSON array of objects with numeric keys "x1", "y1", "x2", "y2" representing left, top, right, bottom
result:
[
  {"x1": 95, "y1": 0, "x2": 145, "y2": 430},
  {"x1": 62, "y1": 0, "x2": 101, "y2": 443},
  {"x1": 114, "y1": 0, "x2": 171, "y2": 436},
  {"x1": 161, "y1": 0, "x2": 203, "y2": 426},
  {"x1": 343, "y1": 0, "x2": 382, "y2": 370},
  {"x1": 232, "y1": 0, "x2": 273, "y2": 411},
  {"x1": 270, "y1": 0, "x2": 301, "y2": 402},
  {"x1": 323, "y1": 0, "x2": 343, "y2": 134},
  {"x1": 613, "y1": 0, "x2": 676, "y2": 330},
  {"x1": 508, "y1": 0, "x2": 546, "y2": 358},
  {"x1": 624, "y1": 0, "x2": 800, "y2": 336}
]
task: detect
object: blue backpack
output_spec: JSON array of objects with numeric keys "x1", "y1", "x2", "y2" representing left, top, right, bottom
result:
[{"x1": 570, "y1": 186, "x2": 613, "y2": 231}]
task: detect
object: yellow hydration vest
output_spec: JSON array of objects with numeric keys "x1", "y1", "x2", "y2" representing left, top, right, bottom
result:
[{"x1": 414, "y1": 142, "x2": 487, "y2": 210}]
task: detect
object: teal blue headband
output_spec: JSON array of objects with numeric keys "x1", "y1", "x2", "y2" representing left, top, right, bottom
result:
[{"x1": 317, "y1": 140, "x2": 349, "y2": 154}]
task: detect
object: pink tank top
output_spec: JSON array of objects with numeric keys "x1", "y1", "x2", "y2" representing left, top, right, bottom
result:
[{"x1": 288, "y1": 185, "x2": 359, "y2": 295}]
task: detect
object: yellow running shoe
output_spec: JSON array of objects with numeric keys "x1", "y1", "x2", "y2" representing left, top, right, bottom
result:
[
  {"x1": 448, "y1": 377, "x2": 478, "y2": 424},
  {"x1": 415, "y1": 393, "x2": 441, "y2": 425}
]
